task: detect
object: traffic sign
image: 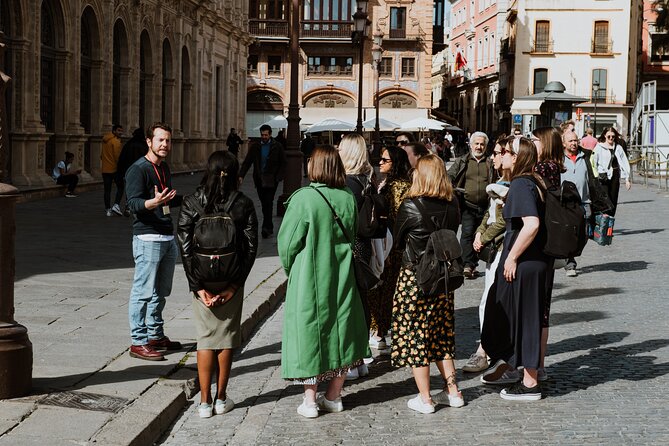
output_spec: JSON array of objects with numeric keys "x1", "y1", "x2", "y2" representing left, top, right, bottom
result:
[{"x1": 513, "y1": 114, "x2": 522, "y2": 124}]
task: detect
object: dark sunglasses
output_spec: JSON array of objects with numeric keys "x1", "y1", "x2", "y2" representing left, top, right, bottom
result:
[
  {"x1": 379, "y1": 157, "x2": 392, "y2": 164},
  {"x1": 397, "y1": 140, "x2": 409, "y2": 145}
]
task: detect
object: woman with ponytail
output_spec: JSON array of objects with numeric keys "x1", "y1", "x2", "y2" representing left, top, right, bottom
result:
[{"x1": 177, "y1": 150, "x2": 258, "y2": 418}]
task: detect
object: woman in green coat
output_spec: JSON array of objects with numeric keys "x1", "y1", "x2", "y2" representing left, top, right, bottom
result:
[{"x1": 278, "y1": 145, "x2": 369, "y2": 419}]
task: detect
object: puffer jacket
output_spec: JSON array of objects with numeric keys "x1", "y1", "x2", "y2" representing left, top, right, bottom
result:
[
  {"x1": 177, "y1": 188, "x2": 258, "y2": 292},
  {"x1": 394, "y1": 196, "x2": 461, "y2": 268}
]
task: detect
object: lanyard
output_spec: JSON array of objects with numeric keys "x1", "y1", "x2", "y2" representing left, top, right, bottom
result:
[{"x1": 146, "y1": 157, "x2": 167, "y2": 192}]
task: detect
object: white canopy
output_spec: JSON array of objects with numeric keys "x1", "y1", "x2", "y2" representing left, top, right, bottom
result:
[
  {"x1": 306, "y1": 118, "x2": 355, "y2": 133},
  {"x1": 399, "y1": 117, "x2": 449, "y2": 131},
  {"x1": 510, "y1": 99, "x2": 543, "y2": 116},
  {"x1": 362, "y1": 117, "x2": 400, "y2": 131}
]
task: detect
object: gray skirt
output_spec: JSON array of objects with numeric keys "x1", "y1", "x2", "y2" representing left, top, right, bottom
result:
[{"x1": 192, "y1": 286, "x2": 244, "y2": 350}]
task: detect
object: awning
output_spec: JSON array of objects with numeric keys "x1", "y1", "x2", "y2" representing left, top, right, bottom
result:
[{"x1": 510, "y1": 99, "x2": 544, "y2": 115}]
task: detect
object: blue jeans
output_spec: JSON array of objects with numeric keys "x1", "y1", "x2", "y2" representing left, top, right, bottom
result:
[{"x1": 129, "y1": 237, "x2": 178, "y2": 345}]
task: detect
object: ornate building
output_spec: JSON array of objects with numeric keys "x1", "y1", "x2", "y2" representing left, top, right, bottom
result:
[
  {"x1": 246, "y1": 0, "x2": 441, "y2": 135},
  {"x1": 0, "y1": 0, "x2": 251, "y2": 188}
]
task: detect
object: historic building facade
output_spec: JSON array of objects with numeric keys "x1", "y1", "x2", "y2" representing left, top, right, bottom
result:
[
  {"x1": 246, "y1": 0, "x2": 440, "y2": 136},
  {"x1": 0, "y1": 0, "x2": 251, "y2": 188}
]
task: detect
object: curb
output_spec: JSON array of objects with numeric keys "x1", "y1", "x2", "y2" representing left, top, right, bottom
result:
[{"x1": 89, "y1": 270, "x2": 287, "y2": 446}]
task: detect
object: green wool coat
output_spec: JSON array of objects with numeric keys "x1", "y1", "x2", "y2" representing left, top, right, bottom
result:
[{"x1": 278, "y1": 183, "x2": 370, "y2": 379}]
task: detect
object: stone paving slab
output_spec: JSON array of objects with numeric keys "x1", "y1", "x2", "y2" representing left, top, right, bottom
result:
[{"x1": 159, "y1": 184, "x2": 669, "y2": 445}]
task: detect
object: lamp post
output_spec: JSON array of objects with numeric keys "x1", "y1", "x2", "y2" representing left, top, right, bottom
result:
[
  {"x1": 352, "y1": 1, "x2": 370, "y2": 135},
  {"x1": 372, "y1": 31, "x2": 384, "y2": 154},
  {"x1": 593, "y1": 80, "x2": 600, "y2": 135}
]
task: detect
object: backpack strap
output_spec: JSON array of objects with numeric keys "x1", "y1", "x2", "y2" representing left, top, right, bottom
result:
[
  {"x1": 310, "y1": 186, "x2": 354, "y2": 246},
  {"x1": 223, "y1": 191, "x2": 240, "y2": 213}
]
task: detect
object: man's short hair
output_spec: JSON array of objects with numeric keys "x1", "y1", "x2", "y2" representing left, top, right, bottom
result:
[
  {"x1": 560, "y1": 120, "x2": 575, "y2": 133},
  {"x1": 64, "y1": 151, "x2": 75, "y2": 160},
  {"x1": 146, "y1": 122, "x2": 172, "y2": 139},
  {"x1": 259, "y1": 124, "x2": 272, "y2": 134},
  {"x1": 112, "y1": 124, "x2": 123, "y2": 132},
  {"x1": 585, "y1": 127, "x2": 594, "y2": 135},
  {"x1": 469, "y1": 131, "x2": 489, "y2": 147}
]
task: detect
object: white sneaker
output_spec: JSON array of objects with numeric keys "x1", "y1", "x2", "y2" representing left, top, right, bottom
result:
[
  {"x1": 345, "y1": 367, "x2": 359, "y2": 381},
  {"x1": 106, "y1": 209, "x2": 113, "y2": 217},
  {"x1": 357, "y1": 364, "x2": 369, "y2": 377},
  {"x1": 316, "y1": 393, "x2": 344, "y2": 413},
  {"x1": 462, "y1": 353, "x2": 489, "y2": 373},
  {"x1": 111, "y1": 203, "x2": 123, "y2": 216},
  {"x1": 407, "y1": 394, "x2": 435, "y2": 414},
  {"x1": 433, "y1": 390, "x2": 465, "y2": 408},
  {"x1": 214, "y1": 398, "x2": 234, "y2": 415},
  {"x1": 297, "y1": 399, "x2": 319, "y2": 418},
  {"x1": 566, "y1": 269, "x2": 578, "y2": 277},
  {"x1": 198, "y1": 403, "x2": 213, "y2": 418},
  {"x1": 369, "y1": 335, "x2": 387, "y2": 349}
]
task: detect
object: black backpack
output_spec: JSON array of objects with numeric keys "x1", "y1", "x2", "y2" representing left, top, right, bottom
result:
[
  {"x1": 352, "y1": 176, "x2": 388, "y2": 239},
  {"x1": 411, "y1": 199, "x2": 464, "y2": 296},
  {"x1": 534, "y1": 179, "x2": 587, "y2": 259},
  {"x1": 190, "y1": 192, "x2": 241, "y2": 284}
]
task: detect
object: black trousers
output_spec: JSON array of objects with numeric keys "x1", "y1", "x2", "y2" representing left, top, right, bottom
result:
[
  {"x1": 600, "y1": 168, "x2": 621, "y2": 216},
  {"x1": 56, "y1": 174, "x2": 78, "y2": 192},
  {"x1": 460, "y1": 206, "x2": 486, "y2": 269},
  {"x1": 257, "y1": 185, "x2": 277, "y2": 233},
  {"x1": 103, "y1": 172, "x2": 124, "y2": 209}
]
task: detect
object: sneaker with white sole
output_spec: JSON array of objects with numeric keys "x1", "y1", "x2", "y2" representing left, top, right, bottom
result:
[
  {"x1": 357, "y1": 363, "x2": 369, "y2": 377},
  {"x1": 106, "y1": 209, "x2": 113, "y2": 217},
  {"x1": 565, "y1": 269, "x2": 578, "y2": 277},
  {"x1": 111, "y1": 203, "x2": 123, "y2": 216},
  {"x1": 316, "y1": 393, "x2": 344, "y2": 413},
  {"x1": 482, "y1": 367, "x2": 521, "y2": 385},
  {"x1": 345, "y1": 367, "x2": 359, "y2": 380},
  {"x1": 407, "y1": 394, "x2": 435, "y2": 414},
  {"x1": 297, "y1": 399, "x2": 319, "y2": 418},
  {"x1": 432, "y1": 390, "x2": 465, "y2": 408},
  {"x1": 480, "y1": 359, "x2": 511, "y2": 382},
  {"x1": 214, "y1": 398, "x2": 234, "y2": 415},
  {"x1": 500, "y1": 382, "x2": 542, "y2": 401},
  {"x1": 369, "y1": 336, "x2": 387, "y2": 349},
  {"x1": 462, "y1": 353, "x2": 489, "y2": 373},
  {"x1": 198, "y1": 403, "x2": 213, "y2": 418}
]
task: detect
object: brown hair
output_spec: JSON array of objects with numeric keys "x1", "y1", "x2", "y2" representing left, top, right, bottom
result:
[
  {"x1": 509, "y1": 137, "x2": 541, "y2": 182},
  {"x1": 532, "y1": 126, "x2": 565, "y2": 172},
  {"x1": 146, "y1": 122, "x2": 173, "y2": 139},
  {"x1": 406, "y1": 154, "x2": 454, "y2": 200},
  {"x1": 308, "y1": 145, "x2": 346, "y2": 188}
]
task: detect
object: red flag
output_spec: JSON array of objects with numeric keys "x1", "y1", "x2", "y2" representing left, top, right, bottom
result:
[{"x1": 455, "y1": 51, "x2": 467, "y2": 71}]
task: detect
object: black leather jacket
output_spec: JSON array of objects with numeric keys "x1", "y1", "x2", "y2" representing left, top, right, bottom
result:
[
  {"x1": 240, "y1": 138, "x2": 286, "y2": 188},
  {"x1": 177, "y1": 188, "x2": 258, "y2": 292},
  {"x1": 394, "y1": 196, "x2": 461, "y2": 268}
]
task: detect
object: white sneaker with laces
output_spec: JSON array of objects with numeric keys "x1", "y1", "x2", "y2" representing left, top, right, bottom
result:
[
  {"x1": 198, "y1": 403, "x2": 213, "y2": 418},
  {"x1": 316, "y1": 393, "x2": 344, "y2": 413},
  {"x1": 462, "y1": 352, "x2": 489, "y2": 373},
  {"x1": 369, "y1": 335, "x2": 387, "y2": 349},
  {"x1": 111, "y1": 203, "x2": 123, "y2": 216},
  {"x1": 214, "y1": 398, "x2": 234, "y2": 415},
  {"x1": 407, "y1": 394, "x2": 435, "y2": 414},
  {"x1": 433, "y1": 390, "x2": 465, "y2": 408},
  {"x1": 297, "y1": 399, "x2": 319, "y2": 418}
]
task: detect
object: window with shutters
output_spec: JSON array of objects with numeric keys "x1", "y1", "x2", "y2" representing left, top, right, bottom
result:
[
  {"x1": 592, "y1": 21, "x2": 610, "y2": 54},
  {"x1": 533, "y1": 21, "x2": 551, "y2": 53}
]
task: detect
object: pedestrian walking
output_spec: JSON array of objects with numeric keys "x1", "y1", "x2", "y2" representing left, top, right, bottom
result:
[
  {"x1": 366, "y1": 146, "x2": 411, "y2": 350},
  {"x1": 240, "y1": 124, "x2": 286, "y2": 238},
  {"x1": 125, "y1": 122, "x2": 182, "y2": 361},
  {"x1": 448, "y1": 131, "x2": 495, "y2": 279},
  {"x1": 480, "y1": 136, "x2": 549, "y2": 401},
  {"x1": 52, "y1": 151, "x2": 81, "y2": 197},
  {"x1": 593, "y1": 127, "x2": 631, "y2": 216},
  {"x1": 177, "y1": 150, "x2": 258, "y2": 419},
  {"x1": 392, "y1": 154, "x2": 464, "y2": 414},
  {"x1": 463, "y1": 138, "x2": 511, "y2": 373},
  {"x1": 580, "y1": 127, "x2": 598, "y2": 151},
  {"x1": 101, "y1": 124, "x2": 125, "y2": 216},
  {"x1": 225, "y1": 128, "x2": 243, "y2": 156},
  {"x1": 277, "y1": 145, "x2": 369, "y2": 419}
]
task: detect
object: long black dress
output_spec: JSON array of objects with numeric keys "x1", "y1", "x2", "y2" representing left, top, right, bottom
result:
[{"x1": 481, "y1": 177, "x2": 550, "y2": 369}]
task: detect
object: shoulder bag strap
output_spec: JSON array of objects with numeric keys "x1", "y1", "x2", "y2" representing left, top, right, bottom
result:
[
  {"x1": 412, "y1": 197, "x2": 448, "y2": 232},
  {"x1": 310, "y1": 186, "x2": 354, "y2": 246}
]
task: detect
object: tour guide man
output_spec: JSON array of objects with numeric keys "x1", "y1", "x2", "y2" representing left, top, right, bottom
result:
[{"x1": 125, "y1": 122, "x2": 182, "y2": 361}]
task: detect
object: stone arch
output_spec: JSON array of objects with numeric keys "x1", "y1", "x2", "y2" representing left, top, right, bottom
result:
[
  {"x1": 247, "y1": 88, "x2": 284, "y2": 111},
  {"x1": 180, "y1": 44, "x2": 192, "y2": 134},
  {"x1": 112, "y1": 18, "x2": 130, "y2": 128},
  {"x1": 161, "y1": 38, "x2": 174, "y2": 123},
  {"x1": 378, "y1": 90, "x2": 418, "y2": 109},
  {"x1": 139, "y1": 29, "x2": 153, "y2": 129}
]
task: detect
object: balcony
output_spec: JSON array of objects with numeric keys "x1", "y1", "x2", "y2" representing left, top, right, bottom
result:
[
  {"x1": 388, "y1": 28, "x2": 407, "y2": 39},
  {"x1": 501, "y1": 37, "x2": 515, "y2": 60},
  {"x1": 249, "y1": 19, "x2": 289, "y2": 38},
  {"x1": 531, "y1": 39, "x2": 554, "y2": 55},
  {"x1": 591, "y1": 39, "x2": 613, "y2": 55},
  {"x1": 301, "y1": 20, "x2": 353, "y2": 38}
]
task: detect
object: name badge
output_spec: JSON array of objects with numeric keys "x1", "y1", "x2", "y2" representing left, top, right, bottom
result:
[{"x1": 162, "y1": 205, "x2": 170, "y2": 215}]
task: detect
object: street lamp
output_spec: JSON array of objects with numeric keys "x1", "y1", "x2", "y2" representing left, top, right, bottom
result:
[
  {"x1": 593, "y1": 80, "x2": 600, "y2": 135},
  {"x1": 371, "y1": 30, "x2": 384, "y2": 154},
  {"x1": 352, "y1": 0, "x2": 370, "y2": 135}
]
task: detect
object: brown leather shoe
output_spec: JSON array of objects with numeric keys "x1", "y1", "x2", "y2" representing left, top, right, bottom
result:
[
  {"x1": 129, "y1": 344, "x2": 165, "y2": 361},
  {"x1": 148, "y1": 336, "x2": 182, "y2": 351}
]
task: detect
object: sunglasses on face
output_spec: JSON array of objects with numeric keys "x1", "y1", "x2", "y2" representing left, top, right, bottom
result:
[
  {"x1": 606, "y1": 135, "x2": 616, "y2": 139},
  {"x1": 397, "y1": 140, "x2": 409, "y2": 145},
  {"x1": 379, "y1": 157, "x2": 392, "y2": 164}
]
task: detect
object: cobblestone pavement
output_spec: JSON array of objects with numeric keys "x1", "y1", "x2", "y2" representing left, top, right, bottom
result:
[{"x1": 159, "y1": 185, "x2": 669, "y2": 445}]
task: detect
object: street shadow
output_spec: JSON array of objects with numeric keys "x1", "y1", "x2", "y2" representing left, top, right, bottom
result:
[
  {"x1": 549, "y1": 310, "x2": 608, "y2": 327},
  {"x1": 235, "y1": 341, "x2": 281, "y2": 361},
  {"x1": 553, "y1": 287, "x2": 624, "y2": 301},
  {"x1": 543, "y1": 339, "x2": 669, "y2": 398},
  {"x1": 617, "y1": 199, "x2": 654, "y2": 205},
  {"x1": 230, "y1": 359, "x2": 281, "y2": 378},
  {"x1": 546, "y1": 331, "x2": 629, "y2": 356},
  {"x1": 614, "y1": 228, "x2": 665, "y2": 236},
  {"x1": 579, "y1": 261, "x2": 650, "y2": 274}
]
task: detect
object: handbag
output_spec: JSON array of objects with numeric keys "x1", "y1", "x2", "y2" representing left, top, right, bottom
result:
[
  {"x1": 477, "y1": 234, "x2": 504, "y2": 263},
  {"x1": 310, "y1": 186, "x2": 381, "y2": 291}
]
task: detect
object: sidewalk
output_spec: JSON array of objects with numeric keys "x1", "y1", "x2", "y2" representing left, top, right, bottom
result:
[{"x1": 0, "y1": 173, "x2": 289, "y2": 446}]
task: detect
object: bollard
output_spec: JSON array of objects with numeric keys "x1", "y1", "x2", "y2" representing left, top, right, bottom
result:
[{"x1": 0, "y1": 183, "x2": 32, "y2": 398}]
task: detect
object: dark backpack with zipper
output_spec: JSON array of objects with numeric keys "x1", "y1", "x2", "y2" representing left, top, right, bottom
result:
[
  {"x1": 190, "y1": 192, "x2": 241, "y2": 283},
  {"x1": 411, "y1": 199, "x2": 464, "y2": 296},
  {"x1": 351, "y1": 176, "x2": 388, "y2": 239}
]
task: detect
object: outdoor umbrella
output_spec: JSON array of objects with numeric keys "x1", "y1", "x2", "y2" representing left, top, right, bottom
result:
[
  {"x1": 253, "y1": 115, "x2": 288, "y2": 131},
  {"x1": 362, "y1": 117, "x2": 400, "y2": 131},
  {"x1": 399, "y1": 117, "x2": 449, "y2": 131},
  {"x1": 306, "y1": 118, "x2": 355, "y2": 133}
]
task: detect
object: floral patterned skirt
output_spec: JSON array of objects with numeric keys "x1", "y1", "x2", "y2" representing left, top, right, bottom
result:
[
  {"x1": 391, "y1": 268, "x2": 455, "y2": 368},
  {"x1": 288, "y1": 359, "x2": 363, "y2": 385}
]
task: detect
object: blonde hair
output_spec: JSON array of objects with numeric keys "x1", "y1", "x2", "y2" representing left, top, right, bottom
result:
[
  {"x1": 406, "y1": 154, "x2": 454, "y2": 200},
  {"x1": 337, "y1": 133, "x2": 372, "y2": 176}
]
